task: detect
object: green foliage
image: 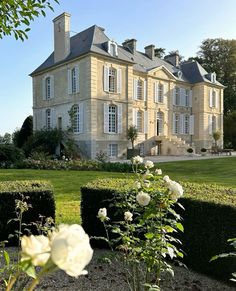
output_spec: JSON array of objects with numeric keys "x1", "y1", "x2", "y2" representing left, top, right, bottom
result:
[
  {"x1": 127, "y1": 125, "x2": 138, "y2": 149},
  {"x1": 0, "y1": 180, "x2": 55, "y2": 245},
  {"x1": 0, "y1": 144, "x2": 25, "y2": 167},
  {"x1": 0, "y1": 0, "x2": 59, "y2": 41},
  {"x1": 81, "y1": 178, "x2": 236, "y2": 281},
  {"x1": 13, "y1": 115, "x2": 33, "y2": 149},
  {"x1": 0, "y1": 133, "x2": 12, "y2": 144},
  {"x1": 224, "y1": 111, "x2": 236, "y2": 149}
]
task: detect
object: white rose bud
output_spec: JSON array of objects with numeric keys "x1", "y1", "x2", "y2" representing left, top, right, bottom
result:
[
  {"x1": 144, "y1": 160, "x2": 154, "y2": 169},
  {"x1": 136, "y1": 191, "x2": 151, "y2": 206},
  {"x1": 155, "y1": 168, "x2": 162, "y2": 175},
  {"x1": 97, "y1": 208, "x2": 109, "y2": 221},
  {"x1": 132, "y1": 155, "x2": 143, "y2": 165},
  {"x1": 50, "y1": 224, "x2": 93, "y2": 277},
  {"x1": 143, "y1": 180, "x2": 151, "y2": 188},
  {"x1": 168, "y1": 180, "x2": 184, "y2": 201},
  {"x1": 21, "y1": 235, "x2": 50, "y2": 266},
  {"x1": 124, "y1": 211, "x2": 133, "y2": 222}
]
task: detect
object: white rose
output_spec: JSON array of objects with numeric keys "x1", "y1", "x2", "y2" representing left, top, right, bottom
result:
[
  {"x1": 134, "y1": 181, "x2": 142, "y2": 189},
  {"x1": 144, "y1": 160, "x2": 154, "y2": 169},
  {"x1": 163, "y1": 175, "x2": 170, "y2": 183},
  {"x1": 21, "y1": 235, "x2": 50, "y2": 266},
  {"x1": 132, "y1": 155, "x2": 143, "y2": 165},
  {"x1": 50, "y1": 224, "x2": 93, "y2": 277},
  {"x1": 97, "y1": 208, "x2": 108, "y2": 221},
  {"x1": 155, "y1": 168, "x2": 162, "y2": 175},
  {"x1": 136, "y1": 191, "x2": 151, "y2": 206},
  {"x1": 168, "y1": 180, "x2": 184, "y2": 200},
  {"x1": 124, "y1": 211, "x2": 133, "y2": 222},
  {"x1": 143, "y1": 180, "x2": 151, "y2": 188}
]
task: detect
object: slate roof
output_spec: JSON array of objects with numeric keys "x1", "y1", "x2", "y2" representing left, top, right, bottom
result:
[{"x1": 30, "y1": 24, "x2": 224, "y2": 87}]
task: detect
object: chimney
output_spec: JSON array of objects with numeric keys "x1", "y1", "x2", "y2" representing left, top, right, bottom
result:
[
  {"x1": 164, "y1": 51, "x2": 180, "y2": 67},
  {"x1": 122, "y1": 39, "x2": 137, "y2": 54},
  {"x1": 145, "y1": 44, "x2": 155, "y2": 60},
  {"x1": 53, "y1": 12, "x2": 71, "y2": 63}
]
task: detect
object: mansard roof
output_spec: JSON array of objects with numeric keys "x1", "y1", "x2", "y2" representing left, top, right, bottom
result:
[{"x1": 30, "y1": 24, "x2": 224, "y2": 87}]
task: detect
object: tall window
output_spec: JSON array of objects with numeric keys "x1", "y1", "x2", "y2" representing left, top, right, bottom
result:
[
  {"x1": 185, "y1": 89, "x2": 190, "y2": 107},
  {"x1": 45, "y1": 77, "x2": 51, "y2": 100},
  {"x1": 175, "y1": 87, "x2": 180, "y2": 105},
  {"x1": 137, "y1": 110, "x2": 143, "y2": 132},
  {"x1": 184, "y1": 114, "x2": 190, "y2": 134},
  {"x1": 108, "y1": 68, "x2": 116, "y2": 93},
  {"x1": 212, "y1": 115, "x2": 216, "y2": 132},
  {"x1": 174, "y1": 113, "x2": 180, "y2": 134},
  {"x1": 109, "y1": 144, "x2": 118, "y2": 157},
  {"x1": 212, "y1": 90, "x2": 216, "y2": 107},
  {"x1": 72, "y1": 105, "x2": 79, "y2": 133},
  {"x1": 71, "y1": 68, "x2": 77, "y2": 93},
  {"x1": 137, "y1": 80, "x2": 143, "y2": 100},
  {"x1": 46, "y1": 109, "x2": 51, "y2": 129},
  {"x1": 156, "y1": 111, "x2": 164, "y2": 135},
  {"x1": 109, "y1": 105, "x2": 117, "y2": 133},
  {"x1": 158, "y1": 84, "x2": 164, "y2": 103}
]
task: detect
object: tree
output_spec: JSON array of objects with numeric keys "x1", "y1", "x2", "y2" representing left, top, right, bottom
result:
[
  {"x1": 0, "y1": 133, "x2": 12, "y2": 144},
  {"x1": 212, "y1": 131, "x2": 221, "y2": 148},
  {"x1": 13, "y1": 115, "x2": 33, "y2": 148},
  {"x1": 127, "y1": 125, "x2": 138, "y2": 150},
  {"x1": 224, "y1": 111, "x2": 236, "y2": 149},
  {"x1": 196, "y1": 38, "x2": 236, "y2": 113},
  {"x1": 154, "y1": 47, "x2": 166, "y2": 58},
  {"x1": 0, "y1": 0, "x2": 59, "y2": 41}
]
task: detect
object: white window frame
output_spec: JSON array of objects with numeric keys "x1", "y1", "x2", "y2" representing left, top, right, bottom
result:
[
  {"x1": 45, "y1": 77, "x2": 51, "y2": 100},
  {"x1": 173, "y1": 113, "x2": 180, "y2": 134},
  {"x1": 184, "y1": 114, "x2": 190, "y2": 135},
  {"x1": 185, "y1": 89, "x2": 190, "y2": 107},
  {"x1": 137, "y1": 110, "x2": 143, "y2": 132},
  {"x1": 46, "y1": 109, "x2": 51, "y2": 129},
  {"x1": 158, "y1": 84, "x2": 164, "y2": 103},
  {"x1": 156, "y1": 111, "x2": 164, "y2": 135},
  {"x1": 108, "y1": 105, "x2": 117, "y2": 133},
  {"x1": 108, "y1": 67, "x2": 116, "y2": 93},
  {"x1": 175, "y1": 87, "x2": 180, "y2": 106},
  {"x1": 108, "y1": 144, "x2": 118, "y2": 158},
  {"x1": 72, "y1": 105, "x2": 79, "y2": 133},
  {"x1": 71, "y1": 68, "x2": 77, "y2": 94},
  {"x1": 137, "y1": 80, "x2": 143, "y2": 100}
]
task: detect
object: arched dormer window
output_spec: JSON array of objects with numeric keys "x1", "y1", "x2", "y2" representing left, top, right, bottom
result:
[{"x1": 107, "y1": 40, "x2": 118, "y2": 57}]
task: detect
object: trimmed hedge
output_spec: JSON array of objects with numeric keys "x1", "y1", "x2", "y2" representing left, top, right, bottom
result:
[
  {"x1": 0, "y1": 180, "x2": 55, "y2": 245},
  {"x1": 81, "y1": 178, "x2": 236, "y2": 281}
]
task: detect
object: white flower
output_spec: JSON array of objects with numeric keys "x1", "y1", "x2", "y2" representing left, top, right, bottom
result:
[
  {"x1": 97, "y1": 208, "x2": 108, "y2": 221},
  {"x1": 21, "y1": 235, "x2": 50, "y2": 266},
  {"x1": 134, "y1": 181, "x2": 142, "y2": 189},
  {"x1": 50, "y1": 224, "x2": 93, "y2": 277},
  {"x1": 144, "y1": 180, "x2": 151, "y2": 188},
  {"x1": 136, "y1": 191, "x2": 151, "y2": 206},
  {"x1": 124, "y1": 211, "x2": 133, "y2": 222},
  {"x1": 144, "y1": 160, "x2": 154, "y2": 169},
  {"x1": 132, "y1": 155, "x2": 143, "y2": 165},
  {"x1": 168, "y1": 180, "x2": 184, "y2": 201},
  {"x1": 163, "y1": 175, "x2": 170, "y2": 183},
  {"x1": 155, "y1": 168, "x2": 162, "y2": 175}
]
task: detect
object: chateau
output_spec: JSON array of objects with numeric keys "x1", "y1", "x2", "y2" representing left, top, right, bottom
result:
[{"x1": 31, "y1": 12, "x2": 224, "y2": 159}]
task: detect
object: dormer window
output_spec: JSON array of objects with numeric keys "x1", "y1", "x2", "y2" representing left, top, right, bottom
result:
[
  {"x1": 177, "y1": 71, "x2": 183, "y2": 79},
  {"x1": 108, "y1": 40, "x2": 118, "y2": 57},
  {"x1": 211, "y1": 72, "x2": 216, "y2": 83}
]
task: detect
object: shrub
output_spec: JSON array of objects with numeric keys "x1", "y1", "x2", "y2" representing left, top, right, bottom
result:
[
  {"x1": 81, "y1": 178, "x2": 236, "y2": 281},
  {"x1": 201, "y1": 147, "x2": 207, "y2": 152},
  {"x1": 0, "y1": 144, "x2": 25, "y2": 168},
  {"x1": 187, "y1": 147, "x2": 193, "y2": 153},
  {"x1": 0, "y1": 180, "x2": 55, "y2": 245}
]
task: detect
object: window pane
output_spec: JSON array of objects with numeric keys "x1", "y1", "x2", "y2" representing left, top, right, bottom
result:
[
  {"x1": 158, "y1": 84, "x2": 163, "y2": 103},
  {"x1": 46, "y1": 77, "x2": 51, "y2": 99},
  {"x1": 137, "y1": 111, "x2": 143, "y2": 132},
  {"x1": 46, "y1": 109, "x2": 51, "y2": 129},
  {"x1": 72, "y1": 105, "x2": 79, "y2": 133},
  {"x1": 109, "y1": 68, "x2": 116, "y2": 93},
  {"x1": 175, "y1": 87, "x2": 180, "y2": 105},
  {"x1": 109, "y1": 105, "x2": 117, "y2": 133},
  {"x1": 109, "y1": 144, "x2": 118, "y2": 157},
  {"x1": 137, "y1": 80, "x2": 143, "y2": 100},
  {"x1": 71, "y1": 68, "x2": 76, "y2": 93}
]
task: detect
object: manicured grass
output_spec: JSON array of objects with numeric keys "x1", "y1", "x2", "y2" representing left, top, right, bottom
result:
[{"x1": 0, "y1": 157, "x2": 235, "y2": 224}]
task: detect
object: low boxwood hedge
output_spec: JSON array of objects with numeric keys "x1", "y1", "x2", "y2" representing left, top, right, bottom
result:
[
  {"x1": 0, "y1": 180, "x2": 55, "y2": 245},
  {"x1": 81, "y1": 178, "x2": 236, "y2": 281}
]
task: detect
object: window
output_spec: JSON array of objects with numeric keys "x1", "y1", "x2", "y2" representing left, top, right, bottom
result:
[
  {"x1": 137, "y1": 110, "x2": 143, "y2": 132},
  {"x1": 212, "y1": 90, "x2": 216, "y2": 107},
  {"x1": 137, "y1": 80, "x2": 143, "y2": 100},
  {"x1": 58, "y1": 117, "x2": 62, "y2": 130},
  {"x1": 184, "y1": 114, "x2": 190, "y2": 134},
  {"x1": 173, "y1": 113, "x2": 180, "y2": 134},
  {"x1": 212, "y1": 115, "x2": 216, "y2": 133},
  {"x1": 185, "y1": 89, "x2": 190, "y2": 107},
  {"x1": 109, "y1": 68, "x2": 116, "y2": 93},
  {"x1": 211, "y1": 73, "x2": 216, "y2": 83},
  {"x1": 46, "y1": 109, "x2": 51, "y2": 129},
  {"x1": 175, "y1": 87, "x2": 180, "y2": 105},
  {"x1": 72, "y1": 105, "x2": 80, "y2": 133},
  {"x1": 109, "y1": 105, "x2": 117, "y2": 133},
  {"x1": 45, "y1": 77, "x2": 51, "y2": 100},
  {"x1": 71, "y1": 68, "x2": 77, "y2": 93},
  {"x1": 109, "y1": 144, "x2": 118, "y2": 157},
  {"x1": 156, "y1": 111, "x2": 164, "y2": 135},
  {"x1": 68, "y1": 66, "x2": 79, "y2": 94},
  {"x1": 110, "y1": 43, "x2": 116, "y2": 57},
  {"x1": 158, "y1": 84, "x2": 164, "y2": 103}
]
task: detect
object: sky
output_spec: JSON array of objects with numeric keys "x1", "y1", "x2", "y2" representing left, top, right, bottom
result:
[{"x1": 1, "y1": 0, "x2": 236, "y2": 135}]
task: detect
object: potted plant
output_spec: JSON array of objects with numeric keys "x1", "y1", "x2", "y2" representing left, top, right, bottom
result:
[
  {"x1": 212, "y1": 131, "x2": 221, "y2": 149},
  {"x1": 201, "y1": 148, "x2": 207, "y2": 156},
  {"x1": 187, "y1": 147, "x2": 194, "y2": 156},
  {"x1": 127, "y1": 125, "x2": 140, "y2": 159}
]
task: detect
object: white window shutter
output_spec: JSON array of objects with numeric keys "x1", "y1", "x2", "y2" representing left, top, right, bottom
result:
[
  {"x1": 189, "y1": 90, "x2": 193, "y2": 107},
  {"x1": 42, "y1": 77, "x2": 46, "y2": 100},
  {"x1": 103, "y1": 66, "x2": 109, "y2": 92},
  {"x1": 132, "y1": 108, "x2": 137, "y2": 126},
  {"x1": 75, "y1": 66, "x2": 79, "y2": 93},
  {"x1": 209, "y1": 88, "x2": 213, "y2": 107},
  {"x1": 50, "y1": 76, "x2": 54, "y2": 99},
  {"x1": 180, "y1": 114, "x2": 184, "y2": 134},
  {"x1": 117, "y1": 104, "x2": 122, "y2": 133},
  {"x1": 144, "y1": 80, "x2": 147, "y2": 101},
  {"x1": 104, "y1": 103, "x2": 109, "y2": 133},
  {"x1": 79, "y1": 103, "x2": 84, "y2": 133},
  {"x1": 115, "y1": 44, "x2": 118, "y2": 56},
  {"x1": 215, "y1": 90, "x2": 218, "y2": 109},
  {"x1": 180, "y1": 88, "x2": 185, "y2": 106},
  {"x1": 107, "y1": 41, "x2": 111, "y2": 54},
  {"x1": 190, "y1": 115, "x2": 194, "y2": 135},
  {"x1": 163, "y1": 83, "x2": 168, "y2": 104},
  {"x1": 117, "y1": 68, "x2": 122, "y2": 94},
  {"x1": 208, "y1": 115, "x2": 212, "y2": 134},
  {"x1": 172, "y1": 113, "x2": 176, "y2": 134},
  {"x1": 133, "y1": 79, "x2": 137, "y2": 100},
  {"x1": 144, "y1": 111, "x2": 148, "y2": 134},
  {"x1": 68, "y1": 69, "x2": 72, "y2": 94},
  {"x1": 173, "y1": 87, "x2": 176, "y2": 105},
  {"x1": 154, "y1": 82, "x2": 158, "y2": 103}
]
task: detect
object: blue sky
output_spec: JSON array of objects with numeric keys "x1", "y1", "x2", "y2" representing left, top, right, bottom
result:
[{"x1": 1, "y1": 0, "x2": 236, "y2": 135}]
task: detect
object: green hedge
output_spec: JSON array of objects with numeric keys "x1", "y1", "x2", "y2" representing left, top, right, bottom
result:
[
  {"x1": 81, "y1": 178, "x2": 236, "y2": 281},
  {"x1": 0, "y1": 180, "x2": 55, "y2": 245}
]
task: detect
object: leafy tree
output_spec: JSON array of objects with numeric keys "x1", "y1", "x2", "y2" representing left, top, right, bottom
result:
[
  {"x1": 0, "y1": 0, "x2": 59, "y2": 41},
  {"x1": 196, "y1": 38, "x2": 236, "y2": 113},
  {"x1": 154, "y1": 47, "x2": 166, "y2": 58},
  {"x1": 0, "y1": 133, "x2": 12, "y2": 144},
  {"x1": 127, "y1": 125, "x2": 138, "y2": 150},
  {"x1": 13, "y1": 115, "x2": 33, "y2": 148},
  {"x1": 224, "y1": 111, "x2": 236, "y2": 149},
  {"x1": 212, "y1": 131, "x2": 221, "y2": 148}
]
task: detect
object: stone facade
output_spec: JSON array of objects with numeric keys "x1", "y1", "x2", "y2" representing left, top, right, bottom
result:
[{"x1": 31, "y1": 13, "x2": 224, "y2": 159}]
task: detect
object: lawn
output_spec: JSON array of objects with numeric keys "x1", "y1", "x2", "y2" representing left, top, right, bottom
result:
[{"x1": 0, "y1": 156, "x2": 235, "y2": 224}]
